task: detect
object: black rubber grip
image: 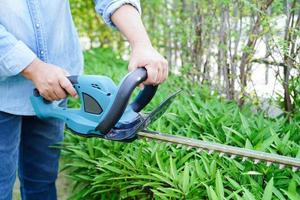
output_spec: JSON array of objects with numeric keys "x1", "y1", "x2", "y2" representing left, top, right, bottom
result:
[
  {"x1": 96, "y1": 67, "x2": 158, "y2": 134},
  {"x1": 130, "y1": 85, "x2": 158, "y2": 112}
]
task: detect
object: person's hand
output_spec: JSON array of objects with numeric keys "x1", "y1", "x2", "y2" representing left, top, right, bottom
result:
[
  {"x1": 21, "y1": 58, "x2": 77, "y2": 101},
  {"x1": 128, "y1": 43, "x2": 168, "y2": 86}
]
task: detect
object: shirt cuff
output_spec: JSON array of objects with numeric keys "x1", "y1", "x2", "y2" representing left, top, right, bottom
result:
[
  {"x1": 102, "y1": 0, "x2": 141, "y2": 28},
  {"x1": 0, "y1": 41, "x2": 37, "y2": 76}
]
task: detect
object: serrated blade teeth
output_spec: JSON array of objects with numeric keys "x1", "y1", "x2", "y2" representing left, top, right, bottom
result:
[
  {"x1": 279, "y1": 164, "x2": 285, "y2": 169},
  {"x1": 196, "y1": 148, "x2": 203, "y2": 153},
  {"x1": 266, "y1": 161, "x2": 272, "y2": 166},
  {"x1": 140, "y1": 132, "x2": 300, "y2": 171},
  {"x1": 187, "y1": 146, "x2": 192, "y2": 151},
  {"x1": 208, "y1": 150, "x2": 214, "y2": 155},
  {"x1": 254, "y1": 159, "x2": 260, "y2": 164},
  {"x1": 292, "y1": 167, "x2": 298, "y2": 172}
]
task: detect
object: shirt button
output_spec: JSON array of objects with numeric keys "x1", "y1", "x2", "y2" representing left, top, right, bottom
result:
[
  {"x1": 40, "y1": 51, "x2": 44, "y2": 55},
  {"x1": 36, "y1": 23, "x2": 40, "y2": 28}
]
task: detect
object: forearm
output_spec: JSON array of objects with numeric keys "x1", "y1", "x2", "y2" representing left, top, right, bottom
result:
[
  {"x1": 110, "y1": 4, "x2": 168, "y2": 85},
  {"x1": 111, "y1": 5, "x2": 152, "y2": 48}
]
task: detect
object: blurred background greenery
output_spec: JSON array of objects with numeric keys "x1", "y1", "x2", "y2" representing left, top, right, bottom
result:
[{"x1": 71, "y1": 0, "x2": 300, "y2": 113}]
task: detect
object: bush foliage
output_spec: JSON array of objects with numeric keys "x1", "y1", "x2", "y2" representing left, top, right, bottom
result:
[{"x1": 61, "y1": 48, "x2": 300, "y2": 199}]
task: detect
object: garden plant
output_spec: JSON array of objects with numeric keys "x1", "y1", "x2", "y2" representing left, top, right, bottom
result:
[{"x1": 61, "y1": 48, "x2": 300, "y2": 200}]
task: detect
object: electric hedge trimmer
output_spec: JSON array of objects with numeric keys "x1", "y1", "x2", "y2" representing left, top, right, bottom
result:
[{"x1": 30, "y1": 68, "x2": 300, "y2": 171}]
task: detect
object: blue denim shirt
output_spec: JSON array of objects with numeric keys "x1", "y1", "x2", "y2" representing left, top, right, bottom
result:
[{"x1": 0, "y1": 0, "x2": 141, "y2": 115}]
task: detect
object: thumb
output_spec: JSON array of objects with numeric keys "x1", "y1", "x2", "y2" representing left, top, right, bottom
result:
[
  {"x1": 128, "y1": 58, "x2": 138, "y2": 72},
  {"x1": 139, "y1": 83, "x2": 145, "y2": 90}
]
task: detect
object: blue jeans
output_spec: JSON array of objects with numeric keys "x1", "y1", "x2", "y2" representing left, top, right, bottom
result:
[{"x1": 0, "y1": 111, "x2": 64, "y2": 200}]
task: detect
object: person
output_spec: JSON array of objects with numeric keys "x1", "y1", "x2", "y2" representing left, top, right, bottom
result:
[{"x1": 0, "y1": 1, "x2": 168, "y2": 199}]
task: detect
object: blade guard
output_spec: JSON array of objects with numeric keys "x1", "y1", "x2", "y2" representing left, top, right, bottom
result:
[{"x1": 30, "y1": 68, "x2": 158, "y2": 139}]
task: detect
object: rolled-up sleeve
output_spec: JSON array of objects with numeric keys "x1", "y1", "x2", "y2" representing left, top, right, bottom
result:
[
  {"x1": 0, "y1": 24, "x2": 36, "y2": 77},
  {"x1": 94, "y1": 0, "x2": 141, "y2": 28}
]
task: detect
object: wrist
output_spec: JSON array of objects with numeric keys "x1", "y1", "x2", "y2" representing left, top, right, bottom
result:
[
  {"x1": 130, "y1": 40, "x2": 153, "y2": 49},
  {"x1": 21, "y1": 58, "x2": 43, "y2": 80}
]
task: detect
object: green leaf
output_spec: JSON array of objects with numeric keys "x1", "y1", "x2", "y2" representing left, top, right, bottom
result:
[
  {"x1": 215, "y1": 170, "x2": 224, "y2": 199},
  {"x1": 225, "y1": 176, "x2": 241, "y2": 190},
  {"x1": 182, "y1": 164, "x2": 190, "y2": 193},
  {"x1": 101, "y1": 164, "x2": 123, "y2": 174},
  {"x1": 209, "y1": 160, "x2": 217, "y2": 178},
  {"x1": 208, "y1": 186, "x2": 219, "y2": 200},
  {"x1": 157, "y1": 187, "x2": 183, "y2": 197},
  {"x1": 239, "y1": 113, "x2": 251, "y2": 136},
  {"x1": 86, "y1": 139, "x2": 94, "y2": 159},
  {"x1": 243, "y1": 188, "x2": 256, "y2": 200},
  {"x1": 273, "y1": 186, "x2": 286, "y2": 200},
  {"x1": 258, "y1": 136, "x2": 274, "y2": 151},
  {"x1": 126, "y1": 189, "x2": 145, "y2": 197},
  {"x1": 150, "y1": 173, "x2": 174, "y2": 187},
  {"x1": 282, "y1": 190, "x2": 300, "y2": 200},
  {"x1": 155, "y1": 152, "x2": 164, "y2": 172},
  {"x1": 288, "y1": 178, "x2": 297, "y2": 194},
  {"x1": 242, "y1": 171, "x2": 263, "y2": 176},
  {"x1": 169, "y1": 156, "x2": 177, "y2": 180},
  {"x1": 245, "y1": 139, "x2": 253, "y2": 149},
  {"x1": 222, "y1": 125, "x2": 244, "y2": 140},
  {"x1": 262, "y1": 178, "x2": 273, "y2": 200}
]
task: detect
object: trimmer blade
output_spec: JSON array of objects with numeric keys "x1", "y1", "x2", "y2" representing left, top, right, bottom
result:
[
  {"x1": 117, "y1": 90, "x2": 181, "y2": 142},
  {"x1": 143, "y1": 90, "x2": 181, "y2": 128}
]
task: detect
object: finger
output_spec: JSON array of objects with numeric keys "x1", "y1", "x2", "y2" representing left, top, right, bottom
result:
[
  {"x1": 157, "y1": 62, "x2": 164, "y2": 84},
  {"x1": 49, "y1": 92, "x2": 59, "y2": 101},
  {"x1": 41, "y1": 88, "x2": 56, "y2": 101},
  {"x1": 162, "y1": 60, "x2": 168, "y2": 82},
  {"x1": 160, "y1": 65, "x2": 166, "y2": 83},
  {"x1": 53, "y1": 86, "x2": 67, "y2": 99},
  {"x1": 59, "y1": 76, "x2": 77, "y2": 97},
  {"x1": 39, "y1": 91, "x2": 51, "y2": 101},
  {"x1": 50, "y1": 84, "x2": 62, "y2": 101},
  {"x1": 144, "y1": 64, "x2": 158, "y2": 85},
  {"x1": 52, "y1": 92, "x2": 61, "y2": 101},
  {"x1": 139, "y1": 83, "x2": 145, "y2": 90}
]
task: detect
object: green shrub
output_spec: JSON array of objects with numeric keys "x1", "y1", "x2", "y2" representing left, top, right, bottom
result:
[{"x1": 61, "y1": 48, "x2": 300, "y2": 200}]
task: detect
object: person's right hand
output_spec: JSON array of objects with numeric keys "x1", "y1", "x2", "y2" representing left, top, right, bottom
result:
[{"x1": 21, "y1": 58, "x2": 77, "y2": 101}]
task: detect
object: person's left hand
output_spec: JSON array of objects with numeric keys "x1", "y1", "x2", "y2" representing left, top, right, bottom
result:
[{"x1": 128, "y1": 43, "x2": 168, "y2": 87}]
